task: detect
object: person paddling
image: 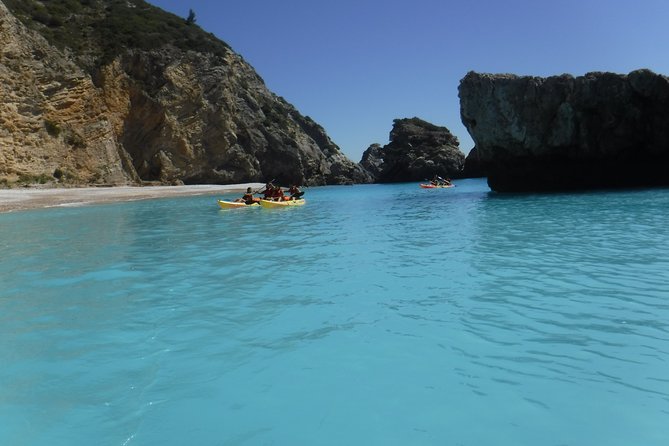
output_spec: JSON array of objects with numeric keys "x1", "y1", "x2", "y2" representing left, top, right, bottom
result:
[
  {"x1": 271, "y1": 185, "x2": 287, "y2": 201},
  {"x1": 288, "y1": 184, "x2": 304, "y2": 199},
  {"x1": 235, "y1": 187, "x2": 257, "y2": 205},
  {"x1": 260, "y1": 182, "x2": 274, "y2": 200},
  {"x1": 437, "y1": 176, "x2": 452, "y2": 186}
]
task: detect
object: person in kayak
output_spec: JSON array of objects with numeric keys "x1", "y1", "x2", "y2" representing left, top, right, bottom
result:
[
  {"x1": 431, "y1": 175, "x2": 452, "y2": 186},
  {"x1": 271, "y1": 185, "x2": 287, "y2": 201},
  {"x1": 288, "y1": 185, "x2": 304, "y2": 199},
  {"x1": 259, "y1": 182, "x2": 274, "y2": 200},
  {"x1": 235, "y1": 187, "x2": 257, "y2": 205},
  {"x1": 438, "y1": 176, "x2": 452, "y2": 186}
]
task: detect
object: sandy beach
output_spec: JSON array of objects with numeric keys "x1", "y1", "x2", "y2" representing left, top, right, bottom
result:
[{"x1": 0, "y1": 183, "x2": 264, "y2": 213}]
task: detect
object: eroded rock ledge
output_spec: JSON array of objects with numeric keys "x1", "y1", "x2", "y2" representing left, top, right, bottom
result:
[{"x1": 459, "y1": 70, "x2": 669, "y2": 192}]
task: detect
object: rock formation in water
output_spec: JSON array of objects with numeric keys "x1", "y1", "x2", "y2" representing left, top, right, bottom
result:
[
  {"x1": 359, "y1": 143, "x2": 384, "y2": 179},
  {"x1": 461, "y1": 147, "x2": 486, "y2": 178},
  {"x1": 361, "y1": 118, "x2": 465, "y2": 183},
  {"x1": 459, "y1": 70, "x2": 669, "y2": 192},
  {"x1": 0, "y1": 0, "x2": 371, "y2": 187}
]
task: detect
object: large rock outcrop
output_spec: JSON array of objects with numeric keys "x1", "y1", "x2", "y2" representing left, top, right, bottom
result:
[
  {"x1": 362, "y1": 118, "x2": 465, "y2": 183},
  {"x1": 0, "y1": 0, "x2": 371, "y2": 187},
  {"x1": 459, "y1": 70, "x2": 669, "y2": 192}
]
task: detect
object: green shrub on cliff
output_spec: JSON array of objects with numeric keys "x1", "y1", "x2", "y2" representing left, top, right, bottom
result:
[
  {"x1": 18, "y1": 173, "x2": 53, "y2": 185},
  {"x1": 4, "y1": 0, "x2": 230, "y2": 68},
  {"x1": 44, "y1": 119, "x2": 62, "y2": 137}
]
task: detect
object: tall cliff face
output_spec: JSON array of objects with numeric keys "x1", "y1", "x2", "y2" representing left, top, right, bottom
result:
[
  {"x1": 459, "y1": 70, "x2": 669, "y2": 192},
  {"x1": 0, "y1": 0, "x2": 370, "y2": 187},
  {"x1": 0, "y1": 1, "x2": 134, "y2": 186}
]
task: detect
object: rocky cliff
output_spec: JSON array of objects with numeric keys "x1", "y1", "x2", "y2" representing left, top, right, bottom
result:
[
  {"x1": 361, "y1": 118, "x2": 465, "y2": 183},
  {"x1": 0, "y1": 1, "x2": 133, "y2": 186},
  {"x1": 0, "y1": 0, "x2": 370, "y2": 187},
  {"x1": 459, "y1": 70, "x2": 669, "y2": 192}
]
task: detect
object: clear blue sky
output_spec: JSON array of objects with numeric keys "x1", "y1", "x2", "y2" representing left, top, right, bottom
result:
[{"x1": 147, "y1": 0, "x2": 669, "y2": 161}]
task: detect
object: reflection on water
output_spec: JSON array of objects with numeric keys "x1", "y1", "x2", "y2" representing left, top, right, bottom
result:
[{"x1": 1, "y1": 180, "x2": 668, "y2": 445}]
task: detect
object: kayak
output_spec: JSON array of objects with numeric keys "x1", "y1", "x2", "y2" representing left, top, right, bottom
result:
[
  {"x1": 420, "y1": 183, "x2": 455, "y2": 189},
  {"x1": 217, "y1": 200, "x2": 260, "y2": 209},
  {"x1": 259, "y1": 198, "x2": 306, "y2": 208}
]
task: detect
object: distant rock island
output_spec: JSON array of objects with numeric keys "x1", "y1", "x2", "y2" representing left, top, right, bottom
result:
[
  {"x1": 459, "y1": 69, "x2": 669, "y2": 192},
  {"x1": 361, "y1": 118, "x2": 465, "y2": 183},
  {"x1": 0, "y1": 0, "x2": 370, "y2": 187}
]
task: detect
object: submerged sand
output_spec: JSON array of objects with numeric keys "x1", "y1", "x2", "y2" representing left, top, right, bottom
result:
[{"x1": 0, "y1": 183, "x2": 264, "y2": 213}]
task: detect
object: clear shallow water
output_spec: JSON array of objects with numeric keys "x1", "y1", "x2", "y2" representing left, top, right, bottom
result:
[{"x1": 1, "y1": 178, "x2": 668, "y2": 446}]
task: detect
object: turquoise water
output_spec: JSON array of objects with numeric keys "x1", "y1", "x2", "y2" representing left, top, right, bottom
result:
[{"x1": 1, "y1": 178, "x2": 668, "y2": 445}]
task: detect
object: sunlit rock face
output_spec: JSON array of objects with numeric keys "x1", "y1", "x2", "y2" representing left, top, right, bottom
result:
[
  {"x1": 0, "y1": 1, "x2": 134, "y2": 186},
  {"x1": 459, "y1": 70, "x2": 669, "y2": 192},
  {"x1": 0, "y1": 0, "x2": 370, "y2": 187}
]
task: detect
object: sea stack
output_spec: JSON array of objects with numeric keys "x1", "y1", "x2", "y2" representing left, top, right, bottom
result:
[
  {"x1": 459, "y1": 70, "x2": 669, "y2": 192},
  {"x1": 361, "y1": 117, "x2": 465, "y2": 183}
]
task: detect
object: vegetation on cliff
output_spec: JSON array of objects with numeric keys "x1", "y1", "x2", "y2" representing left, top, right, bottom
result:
[{"x1": 4, "y1": 0, "x2": 230, "y2": 68}]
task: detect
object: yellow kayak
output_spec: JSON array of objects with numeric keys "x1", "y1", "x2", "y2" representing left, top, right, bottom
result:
[
  {"x1": 217, "y1": 200, "x2": 260, "y2": 209},
  {"x1": 259, "y1": 198, "x2": 306, "y2": 208}
]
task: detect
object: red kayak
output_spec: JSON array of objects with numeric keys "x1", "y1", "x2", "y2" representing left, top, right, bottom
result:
[{"x1": 420, "y1": 183, "x2": 454, "y2": 189}]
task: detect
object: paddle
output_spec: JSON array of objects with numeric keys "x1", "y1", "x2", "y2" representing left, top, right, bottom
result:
[
  {"x1": 253, "y1": 178, "x2": 276, "y2": 194},
  {"x1": 234, "y1": 179, "x2": 275, "y2": 205},
  {"x1": 255, "y1": 178, "x2": 285, "y2": 202},
  {"x1": 286, "y1": 183, "x2": 305, "y2": 199}
]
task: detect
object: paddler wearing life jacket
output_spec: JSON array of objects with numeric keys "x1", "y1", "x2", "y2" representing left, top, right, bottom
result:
[
  {"x1": 271, "y1": 185, "x2": 287, "y2": 201},
  {"x1": 260, "y1": 182, "x2": 274, "y2": 200},
  {"x1": 235, "y1": 187, "x2": 257, "y2": 205}
]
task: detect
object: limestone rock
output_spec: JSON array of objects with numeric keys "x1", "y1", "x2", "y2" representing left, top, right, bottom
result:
[
  {"x1": 0, "y1": 0, "x2": 370, "y2": 187},
  {"x1": 98, "y1": 48, "x2": 371, "y2": 186},
  {"x1": 459, "y1": 70, "x2": 669, "y2": 191},
  {"x1": 0, "y1": 1, "x2": 134, "y2": 186},
  {"x1": 360, "y1": 144, "x2": 384, "y2": 179},
  {"x1": 371, "y1": 118, "x2": 465, "y2": 183}
]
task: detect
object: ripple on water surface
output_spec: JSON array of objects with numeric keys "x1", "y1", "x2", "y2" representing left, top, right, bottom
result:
[{"x1": 1, "y1": 180, "x2": 668, "y2": 445}]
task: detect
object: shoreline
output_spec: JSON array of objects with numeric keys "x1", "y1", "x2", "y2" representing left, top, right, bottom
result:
[{"x1": 0, "y1": 183, "x2": 264, "y2": 214}]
